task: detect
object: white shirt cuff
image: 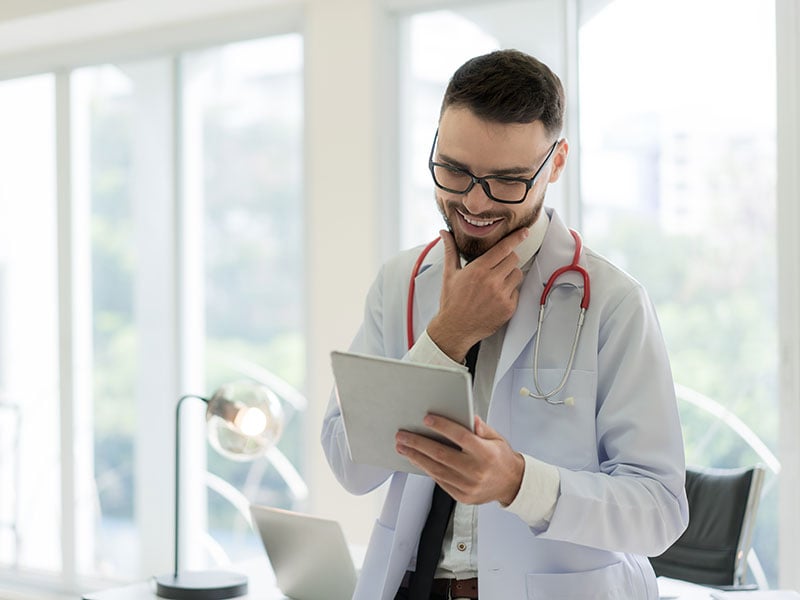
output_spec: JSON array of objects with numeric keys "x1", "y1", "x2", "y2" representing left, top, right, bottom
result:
[
  {"x1": 406, "y1": 329, "x2": 468, "y2": 370},
  {"x1": 503, "y1": 454, "x2": 561, "y2": 527}
]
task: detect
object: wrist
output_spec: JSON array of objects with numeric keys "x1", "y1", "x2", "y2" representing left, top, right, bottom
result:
[
  {"x1": 499, "y1": 452, "x2": 526, "y2": 506},
  {"x1": 427, "y1": 317, "x2": 472, "y2": 363}
]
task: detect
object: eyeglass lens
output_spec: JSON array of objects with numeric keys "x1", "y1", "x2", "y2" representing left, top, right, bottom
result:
[{"x1": 431, "y1": 166, "x2": 528, "y2": 202}]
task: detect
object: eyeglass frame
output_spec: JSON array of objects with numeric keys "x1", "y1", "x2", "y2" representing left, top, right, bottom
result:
[{"x1": 428, "y1": 128, "x2": 560, "y2": 204}]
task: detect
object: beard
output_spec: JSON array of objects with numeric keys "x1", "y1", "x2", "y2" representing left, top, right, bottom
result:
[{"x1": 436, "y1": 188, "x2": 545, "y2": 262}]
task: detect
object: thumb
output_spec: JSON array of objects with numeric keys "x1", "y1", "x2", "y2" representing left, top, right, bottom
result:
[
  {"x1": 474, "y1": 416, "x2": 501, "y2": 440},
  {"x1": 439, "y1": 229, "x2": 461, "y2": 275}
]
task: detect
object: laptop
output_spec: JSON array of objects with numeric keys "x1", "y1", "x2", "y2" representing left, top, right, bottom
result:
[{"x1": 250, "y1": 504, "x2": 358, "y2": 600}]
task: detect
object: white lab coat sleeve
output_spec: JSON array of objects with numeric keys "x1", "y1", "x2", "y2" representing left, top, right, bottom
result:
[
  {"x1": 321, "y1": 265, "x2": 395, "y2": 495},
  {"x1": 535, "y1": 284, "x2": 689, "y2": 556}
]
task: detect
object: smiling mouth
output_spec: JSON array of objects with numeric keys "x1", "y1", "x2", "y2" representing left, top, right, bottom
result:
[{"x1": 458, "y1": 211, "x2": 502, "y2": 228}]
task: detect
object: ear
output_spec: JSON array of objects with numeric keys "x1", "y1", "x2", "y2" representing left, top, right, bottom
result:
[{"x1": 547, "y1": 138, "x2": 569, "y2": 183}]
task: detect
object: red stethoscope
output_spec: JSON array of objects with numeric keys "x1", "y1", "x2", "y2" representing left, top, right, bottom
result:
[{"x1": 406, "y1": 229, "x2": 590, "y2": 405}]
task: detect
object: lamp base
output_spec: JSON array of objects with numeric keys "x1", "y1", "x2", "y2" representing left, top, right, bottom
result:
[{"x1": 155, "y1": 570, "x2": 248, "y2": 599}]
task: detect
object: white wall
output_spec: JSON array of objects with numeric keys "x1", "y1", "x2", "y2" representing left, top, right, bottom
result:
[
  {"x1": 303, "y1": 0, "x2": 387, "y2": 542},
  {"x1": 776, "y1": 0, "x2": 800, "y2": 591}
]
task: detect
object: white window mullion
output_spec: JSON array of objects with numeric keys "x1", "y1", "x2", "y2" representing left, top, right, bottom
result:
[
  {"x1": 127, "y1": 58, "x2": 180, "y2": 579},
  {"x1": 58, "y1": 64, "x2": 98, "y2": 588},
  {"x1": 561, "y1": 0, "x2": 581, "y2": 228},
  {"x1": 56, "y1": 67, "x2": 97, "y2": 590},
  {"x1": 55, "y1": 68, "x2": 77, "y2": 590},
  {"x1": 176, "y1": 53, "x2": 210, "y2": 571}
]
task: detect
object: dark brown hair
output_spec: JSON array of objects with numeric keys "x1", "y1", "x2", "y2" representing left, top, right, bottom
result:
[{"x1": 441, "y1": 49, "x2": 565, "y2": 139}]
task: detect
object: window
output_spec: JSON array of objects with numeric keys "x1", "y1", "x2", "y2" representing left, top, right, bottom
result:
[
  {"x1": 579, "y1": 0, "x2": 778, "y2": 584},
  {"x1": 0, "y1": 74, "x2": 59, "y2": 575},
  {"x1": 181, "y1": 34, "x2": 305, "y2": 564},
  {"x1": 398, "y1": 0, "x2": 780, "y2": 587},
  {"x1": 397, "y1": 2, "x2": 570, "y2": 251},
  {"x1": 71, "y1": 58, "x2": 177, "y2": 579},
  {"x1": 0, "y1": 33, "x2": 304, "y2": 589}
]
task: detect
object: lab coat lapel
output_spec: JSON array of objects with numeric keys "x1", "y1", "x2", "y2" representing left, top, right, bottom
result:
[
  {"x1": 494, "y1": 209, "x2": 586, "y2": 386},
  {"x1": 381, "y1": 475, "x2": 435, "y2": 597}
]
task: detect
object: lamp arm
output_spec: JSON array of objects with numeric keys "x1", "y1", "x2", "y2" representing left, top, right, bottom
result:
[{"x1": 174, "y1": 394, "x2": 208, "y2": 578}]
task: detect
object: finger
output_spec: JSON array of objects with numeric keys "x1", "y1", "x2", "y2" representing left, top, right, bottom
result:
[
  {"x1": 396, "y1": 432, "x2": 463, "y2": 469},
  {"x1": 439, "y1": 229, "x2": 461, "y2": 276},
  {"x1": 421, "y1": 414, "x2": 475, "y2": 450},
  {"x1": 473, "y1": 227, "x2": 529, "y2": 269},
  {"x1": 504, "y1": 266, "x2": 524, "y2": 290},
  {"x1": 493, "y1": 251, "x2": 520, "y2": 274},
  {"x1": 474, "y1": 416, "x2": 502, "y2": 440},
  {"x1": 400, "y1": 447, "x2": 471, "y2": 497}
]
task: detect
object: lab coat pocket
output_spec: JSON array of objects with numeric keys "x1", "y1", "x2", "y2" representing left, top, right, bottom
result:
[
  {"x1": 526, "y1": 561, "x2": 630, "y2": 599},
  {"x1": 510, "y1": 368, "x2": 597, "y2": 470}
]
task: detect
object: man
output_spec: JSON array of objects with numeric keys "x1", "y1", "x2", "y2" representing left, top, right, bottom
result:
[{"x1": 322, "y1": 49, "x2": 688, "y2": 599}]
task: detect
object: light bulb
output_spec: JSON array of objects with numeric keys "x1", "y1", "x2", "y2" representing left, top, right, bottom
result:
[
  {"x1": 235, "y1": 406, "x2": 268, "y2": 436},
  {"x1": 206, "y1": 381, "x2": 284, "y2": 461}
]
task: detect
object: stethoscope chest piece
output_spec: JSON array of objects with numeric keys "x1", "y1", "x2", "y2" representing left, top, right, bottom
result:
[{"x1": 519, "y1": 386, "x2": 575, "y2": 406}]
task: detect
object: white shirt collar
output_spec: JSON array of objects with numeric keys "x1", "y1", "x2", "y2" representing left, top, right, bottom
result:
[{"x1": 515, "y1": 209, "x2": 549, "y2": 269}]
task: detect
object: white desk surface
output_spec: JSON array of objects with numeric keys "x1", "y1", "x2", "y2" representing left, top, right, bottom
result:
[
  {"x1": 82, "y1": 557, "x2": 287, "y2": 600},
  {"x1": 81, "y1": 560, "x2": 793, "y2": 600}
]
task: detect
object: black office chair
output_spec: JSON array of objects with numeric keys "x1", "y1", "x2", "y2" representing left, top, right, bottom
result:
[{"x1": 650, "y1": 464, "x2": 766, "y2": 589}]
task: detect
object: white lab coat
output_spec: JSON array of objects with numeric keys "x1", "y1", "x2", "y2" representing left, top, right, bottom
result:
[{"x1": 321, "y1": 208, "x2": 689, "y2": 600}]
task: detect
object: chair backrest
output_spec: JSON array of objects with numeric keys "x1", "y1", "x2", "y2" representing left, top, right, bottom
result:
[{"x1": 649, "y1": 464, "x2": 765, "y2": 587}]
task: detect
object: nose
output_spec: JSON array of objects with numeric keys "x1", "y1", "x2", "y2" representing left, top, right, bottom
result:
[{"x1": 461, "y1": 181, "x2": 494, "y2": 215}]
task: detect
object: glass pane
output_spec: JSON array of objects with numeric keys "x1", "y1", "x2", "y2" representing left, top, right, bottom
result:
[
  {"x1": 181, "y1": 34, "x2": 305, "y2": 564},
  {"x1": 0, "y1": 74, "x2": 60, "y2": 573},
  {"x1": 398, "y1": 1, "x2": 567, "y2": 251},
  {"x1": 72, "y1": 58, "x2": 174, "y2": 579},
  {"x1": 579, "y1": 0, "x2": 778, "y2": 585}
]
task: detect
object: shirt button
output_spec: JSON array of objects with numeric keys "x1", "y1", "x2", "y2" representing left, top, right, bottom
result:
[{"x1": 457, "y1": 542, "x2": 467, "y2": 552}]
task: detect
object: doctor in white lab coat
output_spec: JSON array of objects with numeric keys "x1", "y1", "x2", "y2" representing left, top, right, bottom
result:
[{"x1": 322, "y1": 49, "x2": 688, "y2": 600}]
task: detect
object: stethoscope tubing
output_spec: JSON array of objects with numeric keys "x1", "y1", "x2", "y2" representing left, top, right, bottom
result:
[{"x1": 406, "y1": 228, "x2": 590, "y2": 405}]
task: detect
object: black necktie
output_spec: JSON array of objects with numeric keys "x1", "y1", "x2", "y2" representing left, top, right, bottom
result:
[{"x1": 407, "y1": 342, "x2": 480, "y2": 600}]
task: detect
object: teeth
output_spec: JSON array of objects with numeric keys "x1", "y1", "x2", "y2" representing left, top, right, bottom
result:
[{"x1": 463, "y1": 215, "x2": 499, "y2": 227}]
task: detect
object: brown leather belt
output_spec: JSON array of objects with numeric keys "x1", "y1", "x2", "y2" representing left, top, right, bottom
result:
[{"x1": 400, "y1": 571, "x2": 479, "y2": 599}]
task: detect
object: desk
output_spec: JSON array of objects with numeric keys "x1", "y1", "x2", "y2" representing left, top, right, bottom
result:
[
  {"x1": 658, "y1": 576, "x2": 720, "y2": 599},
  {"x1": 82, "y1": 558, "x2": 288, "y2": 600},
  {"x1": 82, "y1": 562, "x2": 783, "y2": 600}
]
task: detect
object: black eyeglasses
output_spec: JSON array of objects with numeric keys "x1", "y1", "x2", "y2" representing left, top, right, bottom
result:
[{"x1": 428, "y1": 129, "x2": 559, "y2": 204}]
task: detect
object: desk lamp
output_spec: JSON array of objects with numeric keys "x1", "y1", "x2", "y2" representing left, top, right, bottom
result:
[{"x1": 155, "y1": 381, "x2": 284, "y2": 599}]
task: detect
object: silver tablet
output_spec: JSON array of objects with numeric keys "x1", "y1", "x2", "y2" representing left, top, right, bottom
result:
[{"x1": 330, "y1": 350, "x2": 474, "y2": 475}]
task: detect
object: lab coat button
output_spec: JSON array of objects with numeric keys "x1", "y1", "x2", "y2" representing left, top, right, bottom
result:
[{"x1": 457, "y1": 542, "x2": 467, "y2": 552}]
